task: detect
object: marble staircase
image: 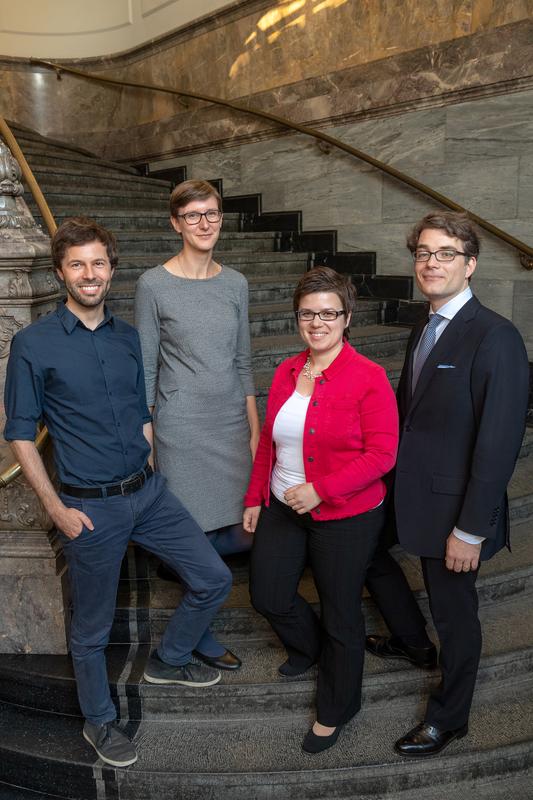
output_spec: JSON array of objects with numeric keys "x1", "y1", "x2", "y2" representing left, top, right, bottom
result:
[{"x1": 1, "y1": 123, "x2": 532, "y2": 799}]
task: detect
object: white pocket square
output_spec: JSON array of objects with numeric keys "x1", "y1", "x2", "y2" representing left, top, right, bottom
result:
[{"x1": 437, "y1": 364, "x2": 456, "y2": 369}]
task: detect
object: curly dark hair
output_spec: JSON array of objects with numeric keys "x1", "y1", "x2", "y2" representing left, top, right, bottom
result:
[
  {"x1": 51, "y1": 217, "x2": 118, "y2": 271},
  {"x1": 406, "y1": 211, "x2": 480, "y2": 260}
]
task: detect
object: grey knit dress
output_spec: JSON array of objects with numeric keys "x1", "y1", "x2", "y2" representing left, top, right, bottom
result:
[{"x1": 134, "y1": 265, "x2": 255, "y2": 531}]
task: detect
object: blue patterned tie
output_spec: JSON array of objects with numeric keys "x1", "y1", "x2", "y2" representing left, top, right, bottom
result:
[{"x1": 412, "y1": 313, "x2": 444, "y2": 392}]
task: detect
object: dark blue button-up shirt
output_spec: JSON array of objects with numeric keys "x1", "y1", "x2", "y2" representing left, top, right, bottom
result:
[{"x1": 4, "y1": 302, "x2": 151, "y2": 486}]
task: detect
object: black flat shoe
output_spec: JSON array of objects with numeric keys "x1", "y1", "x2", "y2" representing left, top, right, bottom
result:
[
  {"x1": 365, "y1": 635, "x2": 438, "y2": 669},
  {"x1": 278, "y1": 659, "x2": 315, "y2": 677},
  {"x1": 395, "y1": 722, "x2": 468, "y2": 757},
  {"x1": 192, "y1": 648, "x2": 242, "y2": 671},
  {"x1": 302, "y1": 725, "x2": 342, "y2": 754}
]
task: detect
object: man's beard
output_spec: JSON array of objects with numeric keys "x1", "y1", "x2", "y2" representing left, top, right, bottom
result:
[{"x1": 65, "y1": 280, "x2": 111, "y2": 308}]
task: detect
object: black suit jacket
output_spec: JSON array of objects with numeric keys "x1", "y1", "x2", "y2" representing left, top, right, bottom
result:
[{"x1": 394, "y1": 295, "x2": 529, "y2": 561}]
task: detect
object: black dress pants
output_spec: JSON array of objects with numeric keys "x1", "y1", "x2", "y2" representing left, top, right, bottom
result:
[
  {"x1": 366, "y1": 544, "x2": 481, "y2": 729},
  {"x1": 250, "y1": 495, "x2": 384, "y2": 727}
]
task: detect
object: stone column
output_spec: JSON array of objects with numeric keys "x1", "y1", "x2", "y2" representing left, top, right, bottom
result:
[{"x1": 0, "y1": 137, "x2": 68, "y2": 654}]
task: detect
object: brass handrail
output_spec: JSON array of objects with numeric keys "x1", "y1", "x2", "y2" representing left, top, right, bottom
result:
[
  {"x1": 30, "y1": 57, "x2": 533, "y2": 270},
  {"x1": 0, "y1": 117, "x2": 57, "y2": 236},
  {"x1": 0, "y1": 116, "x2": 56, "y2": 488}
]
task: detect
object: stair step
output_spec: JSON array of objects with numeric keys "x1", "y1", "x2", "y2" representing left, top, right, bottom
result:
[
  {"x1": 251, "y1": 327, "x2": 411, "y2": 369},
  {"x1": 26, "y1": 161, "x2": 171, "y2": 191},
  {"x1": 108, "y1": 515, "x2": 533, "y2": 645},
  {"x1": 1, "y1": 585, "x2": 531, "y2": 718},
  {"x1": 0, "y1": 679, "x2": 531, "y2": 799}
]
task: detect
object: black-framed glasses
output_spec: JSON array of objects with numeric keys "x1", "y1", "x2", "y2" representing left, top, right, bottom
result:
[
  {"x1": 413, "y1": 248, "x2": 467, "y2": 262},
  {"x1": 176, "y1": 210, "x2": 222, "y2": 225},
  {"x1": 296, "y1": 309, "x2": 346, "y2": 322}
]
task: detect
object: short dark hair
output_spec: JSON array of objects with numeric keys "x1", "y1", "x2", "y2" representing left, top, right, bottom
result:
[
  {"x1": 293, "y1": 266, "x2": 357, "y2": 334},
  {"x1": 170, "y1": 180, "x2": 222, "y2": 219},
  {"x1": 51, "y1": 217, "x2": 118, "y2": 270},
  {"x1": 406, "y1": 211, "x2": 480, "y2": 260}
]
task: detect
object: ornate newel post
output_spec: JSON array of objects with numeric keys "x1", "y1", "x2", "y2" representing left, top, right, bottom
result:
[{"x1": 0, "y1": 138, "x2": 67, "y2": 654}]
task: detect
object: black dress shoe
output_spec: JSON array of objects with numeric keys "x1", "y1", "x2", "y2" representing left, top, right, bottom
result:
[
  {"x1": 395, "y1": 722, "x2": 468, "y2": 756},
  {"x1": 278, "y1": 659, "x2": 315, "y2": 677},
  {"x1": 365, "y1": 635, "x2": 438, "y2": 669},
  {"x1": 302, "y1": 725, "x2": 342, "y2": 754},
  {"x1": 192, "y1": 648, "x2": 242, "y2": 671}
]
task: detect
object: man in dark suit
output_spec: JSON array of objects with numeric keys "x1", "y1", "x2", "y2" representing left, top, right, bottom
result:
[{"x1": 365, "y1": 211, "x2": 529, "y2": 756}]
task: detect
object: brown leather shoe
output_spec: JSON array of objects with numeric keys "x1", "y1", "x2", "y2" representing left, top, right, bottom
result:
[
  {"x1": 365, "y1": 635, "x2": 438, "y2": 669},
  {"x1": 192, "y1": 648, "x2": 242, "y2": 671},
  {"x1": 395, "y1": 722, "x2": 468, "y2": 756}
]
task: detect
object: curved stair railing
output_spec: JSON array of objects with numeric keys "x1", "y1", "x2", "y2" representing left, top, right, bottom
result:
[
  {"x1": 29, "y1": 57, "x2": 533, "y2": 271},
  {"x1": 0, "y1": 116, "x2": 57, "y2": 488}
]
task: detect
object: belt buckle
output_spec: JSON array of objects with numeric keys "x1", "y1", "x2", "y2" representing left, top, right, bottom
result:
[{"x1": 120, "y1": 472, "x2": 143, "y2": 496}]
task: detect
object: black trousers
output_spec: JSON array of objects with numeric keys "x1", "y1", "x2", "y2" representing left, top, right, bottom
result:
[
  {"x1": 250, "y1": 495, "x2": 384, "y2": 727},
  {"x1": 366, "y1": 545, "x2": 481, "y2": 729}
]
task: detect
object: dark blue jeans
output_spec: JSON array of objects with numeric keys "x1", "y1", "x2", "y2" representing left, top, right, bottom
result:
[{"x1": 59, "y1": 472, "x2": 232, "y2": 725}]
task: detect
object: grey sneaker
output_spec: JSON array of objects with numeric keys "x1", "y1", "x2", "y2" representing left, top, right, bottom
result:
[
  {"x1": 143, "y1": 650, "x2": 221, "y2": 686},
  {"x1": 83, "y1": 721, "x2": 137, "y2": 767}
]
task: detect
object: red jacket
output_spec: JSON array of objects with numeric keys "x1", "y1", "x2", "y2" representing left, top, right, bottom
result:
[{"x1": 244, "y1": 342, "x2": 399, "y2": 520}]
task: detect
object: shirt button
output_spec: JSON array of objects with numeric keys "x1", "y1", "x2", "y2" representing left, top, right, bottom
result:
[
  {"x1": 101, "y1": 360, "x2": 105, "y2": 365},
  {"x1": 312, "y1": 401, "x2": 318, "y2": 407},
  {"x1": 309, "y1": 428, "x2": 315, "y2": 434},
  {"x1": 307, "y1": 456, "x2": 314, "y2": 462},
  {"x1": 404, "y1": 425, "x2": 412, "y2": 432},
  {"x1": 117, "y1": 422, "x2": 121, "y2": 427},
  {"x1": 315, "y1": 508, "x2": 321, "y2": 514},
  {"x1": 319, "y1": 379, "x2": 325, "y2": 385}
]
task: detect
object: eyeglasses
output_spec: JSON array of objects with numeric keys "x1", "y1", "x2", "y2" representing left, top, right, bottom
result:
[
  {"x1": 176, "y1": 210, "x2": 222, "y2": 225},
  {"x1": 296, "y1": 309, "x2": 346, "y2": 322},
  {"x1": 413, "y1": 248, "x2": 467, "y2": 262}
]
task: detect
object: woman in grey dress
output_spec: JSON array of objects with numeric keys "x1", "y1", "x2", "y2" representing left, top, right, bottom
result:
[{"x1": 135, "y1": 180, "x2": 260, "y2": 669}]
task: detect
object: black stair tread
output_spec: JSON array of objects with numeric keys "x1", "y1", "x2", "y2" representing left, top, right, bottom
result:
[
  {"x1": 1, "y1": 684, "x2": 531, "y2": 784},
  {"x1": 128, "y1": 515, "x2": 533, "y2": 615},
  {"x1": 27, "y1": 162, "x2": 171, "y2": 189},
  {"x1": 252, "y1": 356, "x2": 405, "y2": 390},
  {"x1": 246, "y1": 273, "x2": 304, "y2": 286},
  {"x1": 252, "y1": 326, "x2": 411, "y2": 352},
  {"x1": 249, "y1": 299, "x2": 382, "y2": 316},
  {"x1": 507, "y1": 453, "x2": 533, "y2": 503}
]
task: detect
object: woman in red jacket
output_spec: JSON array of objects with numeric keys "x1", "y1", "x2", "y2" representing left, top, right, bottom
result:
[{"x1": 243, "y1": 266, "x2": 399, "y2": 754}]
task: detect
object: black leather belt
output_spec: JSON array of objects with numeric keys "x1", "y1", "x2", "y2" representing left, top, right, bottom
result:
[{"x1": 60, "y1": 465, "x2": 153, "y2": 499}]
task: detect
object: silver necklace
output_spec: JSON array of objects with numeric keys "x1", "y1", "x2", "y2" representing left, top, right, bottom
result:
[{"x1": 303, "y1": 356, "x2": 322, "y2": 381}]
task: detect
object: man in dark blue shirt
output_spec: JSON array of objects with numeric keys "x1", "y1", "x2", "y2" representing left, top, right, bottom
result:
[{"x1": 4, "y1": 217, "x2": 232, "y2": 768}]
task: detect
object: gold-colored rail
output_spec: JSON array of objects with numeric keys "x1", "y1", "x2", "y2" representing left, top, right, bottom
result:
[
  {"x1": 0, "y1": 116, "x2": 56, "y2": 488},
  {"x1": 30, "y1": 58, "x2": 533, "y2": 271}
]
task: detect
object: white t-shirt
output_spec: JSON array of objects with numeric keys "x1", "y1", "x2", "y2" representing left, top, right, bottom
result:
[{"x1": 271, "y1": 390, "x2": 311, "y2": 505}]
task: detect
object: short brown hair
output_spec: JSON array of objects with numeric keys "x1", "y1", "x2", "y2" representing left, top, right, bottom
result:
[
  {"x1": 407, "y1": 211, "x2": 480, "y2": 260},
  {"x1": 170, "y1": 179, "x2": 222, "y2": 219},
  {"x1": 293, "y1": 266, "x2": 357, "y2": 334},
  {"x1": 51, "y1": 217, "x2": 118, "y2": 270}
]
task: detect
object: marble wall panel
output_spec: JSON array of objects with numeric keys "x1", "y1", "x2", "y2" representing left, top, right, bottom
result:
[
  {"x1": 513, "y1": 279, "x2": 533, "y2": 356},
  {"x1": 382, "y1": 157, "x2": 519, "y2": 222},
  {"x1": 445, "y1": 92, "x2": 533, "y2": 160},
  {"x1": 517, "y1": 154, "x2": 533, "y2": 220},
  {"x1": 470, "y1": 278, "x2": 515, "y2": 320}
]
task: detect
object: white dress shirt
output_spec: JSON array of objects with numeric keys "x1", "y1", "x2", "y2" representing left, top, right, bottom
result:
[{"x1": 413, "y1": 286, "x2": 485, "y2": 546}]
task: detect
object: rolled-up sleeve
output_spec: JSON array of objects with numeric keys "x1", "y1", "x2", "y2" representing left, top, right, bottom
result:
[{"x1": 4, "y1": 332, "x2": 43, "y2": 441}]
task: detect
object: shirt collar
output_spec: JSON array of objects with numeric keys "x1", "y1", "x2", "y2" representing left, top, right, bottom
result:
[
  {"x1": 430, "y1": 286, "x2": 472, "y2": 322},
  {"x1": 56, "y1": 300, "x2": 114, "y2": 334}
]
